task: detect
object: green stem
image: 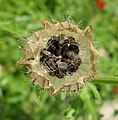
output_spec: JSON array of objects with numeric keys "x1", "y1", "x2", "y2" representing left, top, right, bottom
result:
[{"x1": 90, "y1": 77, "x2": 118, "y2": 84}]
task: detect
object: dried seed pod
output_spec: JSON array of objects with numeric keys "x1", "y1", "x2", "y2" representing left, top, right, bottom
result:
[{"x1": 18, "y1": 20, "x2": 99, "y2": 95}]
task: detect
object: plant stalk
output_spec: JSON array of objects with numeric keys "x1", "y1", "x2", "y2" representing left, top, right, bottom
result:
[{"x1": 90, "y1": 77, "x2": 118, "y2": 84}]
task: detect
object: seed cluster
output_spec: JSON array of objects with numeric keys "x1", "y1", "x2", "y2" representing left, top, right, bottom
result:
[{"x1": 40, "y1": 34, "x2": 82, "y2": 78}]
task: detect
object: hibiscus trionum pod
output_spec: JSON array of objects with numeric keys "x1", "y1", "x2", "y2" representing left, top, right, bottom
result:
[{"x1": 18, "y1": 20, "x2": 99, "y2": 95}]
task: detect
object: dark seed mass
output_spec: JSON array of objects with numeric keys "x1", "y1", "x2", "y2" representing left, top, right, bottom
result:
[{"x1": 40, "y1": 34, "x2": 82, "y2": 78}]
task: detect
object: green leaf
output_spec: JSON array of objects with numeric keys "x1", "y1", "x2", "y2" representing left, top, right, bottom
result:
[
  {"x1": 71, "y1": 96, "x2": 83, "y2": 111},
  {"x1": 87, "y1": 82, "x2": 102, "y2": 102},
  {"x1": 80, "y1": 87, "x2": 98, "y2": 120},
  {"x1": 64, "y1": 107, "x2": 75, "y2": 120}
]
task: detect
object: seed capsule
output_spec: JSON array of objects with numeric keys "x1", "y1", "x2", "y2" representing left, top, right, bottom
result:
[{"x1": 18, "y1": 20, "x2": 98, "y2": 94}]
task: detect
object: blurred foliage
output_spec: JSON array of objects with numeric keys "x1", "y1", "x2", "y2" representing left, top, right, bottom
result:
[{"x1": 0, "y1": 0, "x2": 118, "y2": 120}]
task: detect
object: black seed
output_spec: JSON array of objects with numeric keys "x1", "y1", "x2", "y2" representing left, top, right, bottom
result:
[
  {"x1": 58, "y1": 62, "x2": 68, "y2": 71},
  {"x1": 68, "y1": 44, "x2": 79, "y2": 54},
  {"x1": 47, "y1": 40, "x2": 61, "y2": 56},
  {"x1": 55, "y1": 69, "x2": 65, "y2": 78},
  {"x1": 43, "y1": 57, "x2": 57, "y2": 71},
  {"x1": 66, "y1": 51, "x2": 76, "y2": 60},
  {"x1": 47, "y1": 36, "x2": 58, "y2": 44},
  {"x1": 61, "y1": 43, "x2": 69, "y2": 56},
  {"x1": 40, "y1": 49, "x2": 50, "y2": 62},
  {"x1": 67, "y1": 63, "x2": 78, "y2": 74}
]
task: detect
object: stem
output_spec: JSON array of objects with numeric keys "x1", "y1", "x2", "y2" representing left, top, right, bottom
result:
[{"x1": 90, "y1": 77, "x2": 118, "y2": 84}]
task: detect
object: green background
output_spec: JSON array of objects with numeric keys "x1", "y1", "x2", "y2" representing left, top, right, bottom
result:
[{"x1": 0, "y1": 0, "x2": 118, "y2": 120}]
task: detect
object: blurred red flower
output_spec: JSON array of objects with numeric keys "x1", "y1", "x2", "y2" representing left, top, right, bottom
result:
[
  {"x1": 96, "y1": 0, "x2": 105, "y2": 9},
  {"x1": 114, "y1": 85, "x2": 118, "y2": 95}
]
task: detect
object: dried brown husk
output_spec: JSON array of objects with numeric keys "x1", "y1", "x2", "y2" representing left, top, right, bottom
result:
[{"x1": 18, "y1": 20, "x2": 98, "y2": 95}]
